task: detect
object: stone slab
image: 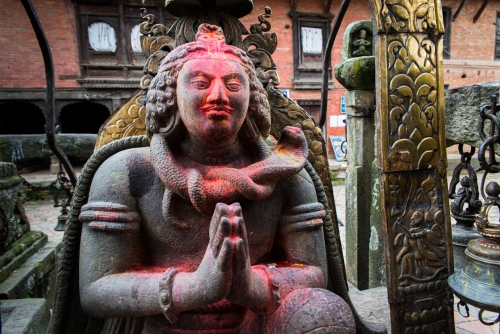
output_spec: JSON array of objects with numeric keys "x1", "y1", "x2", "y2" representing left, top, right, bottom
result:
[
  {"x1": 445, "y1": 80, "x2": 500, "y2": 148},
  {"x1": 0, "y1": 298, "x2": 50, "y2": 334},
  {"x1": 0, "y1": 240, "x2": 61, "y2": 305},
  {"x1": 0, "y1": 134, "x2": 97, "y2": 163},
  {"x1": 0, "y1": 231, "x2": 47, "y2": 284}
]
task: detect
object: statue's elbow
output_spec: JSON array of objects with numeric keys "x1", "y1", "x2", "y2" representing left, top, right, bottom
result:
[{"x1": 80, "y1": 282, "x2": 103, "y2": 317}]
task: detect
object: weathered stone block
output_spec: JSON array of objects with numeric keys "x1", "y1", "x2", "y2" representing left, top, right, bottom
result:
[
  {"x1": 0, "y1": 134, "x2": 97, "y2": 163},
  {"x1": 0, "y1": 163, "x2": 30, "y2": 253},
  {"x1": 445, "y1": 80, "x2": 500, "y2": 147},
  {"x1": 0, "y1": 298, "x2": 50, "y2": 334},
  {"x1": 334, "y1": 56, "x2": 376, "y2": 90},
  {"x1": 0, "y1": 240, "x2": 60, "y2": 307}
]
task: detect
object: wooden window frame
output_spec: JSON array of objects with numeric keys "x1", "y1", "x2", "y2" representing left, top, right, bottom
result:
[{"x1": 289, "y1": 12, "x2": 334, "y2": 90}]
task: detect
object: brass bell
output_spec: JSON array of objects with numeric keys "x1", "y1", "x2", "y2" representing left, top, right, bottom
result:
[{"x1": 448, "y1": 181, "x2": 500, "y2": 313}]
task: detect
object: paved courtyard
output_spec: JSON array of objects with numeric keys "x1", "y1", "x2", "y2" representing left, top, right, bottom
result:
[{"x1": 22, "y1": 168, "x2": 500, "y2": 334}]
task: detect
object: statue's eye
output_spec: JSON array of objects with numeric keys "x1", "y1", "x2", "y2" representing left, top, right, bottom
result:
[
  {"x1": 191, "y1": 79, "x2": 210, "y2": 89},
  {"x1": 226, "y1": 79, "x2": 241, "y2": 91}
]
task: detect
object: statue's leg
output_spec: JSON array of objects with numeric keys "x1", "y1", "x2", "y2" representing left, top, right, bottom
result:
[{"x1": 260, "y1": 288, "x2": 356, "y2": 334}]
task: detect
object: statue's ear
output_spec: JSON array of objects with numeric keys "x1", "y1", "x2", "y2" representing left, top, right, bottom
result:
[
  {"x1": 159, "y1": 111, "x2": 179, "y2": 134},
  {"x1": 158, "y1": 113, "x2": 184, "y2": 140}
]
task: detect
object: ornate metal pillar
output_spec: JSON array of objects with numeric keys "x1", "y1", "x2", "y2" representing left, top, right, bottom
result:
[{"x1": 367, "y1": 0, "x2": 455, "y2": 332}]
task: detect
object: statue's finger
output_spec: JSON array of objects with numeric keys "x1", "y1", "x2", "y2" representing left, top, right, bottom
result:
[
  {"x1": 230, "y1": 202, "x2": 242, "y2": 217},
  {"x1": 217, "y1": 238, "x2": 233, "y2": 272},
  {"x1": 210, "y1": 203, "x2": 230, "y2": 240},
  {"x1": 233, "y1": 238, "x2": 248, "y2": 272},
  {"x1": 213, "y1": 217, "x2": 231, "y2": 257},
  {"x1": 234, "y1": 216, "x2": 249, "y2": 257}
]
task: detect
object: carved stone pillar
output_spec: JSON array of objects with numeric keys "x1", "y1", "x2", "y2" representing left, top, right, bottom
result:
[
  {"x1": 335, "y1": 20, "x2": 386, "y2": 290},
  {"x1": 367, "y1": 0, "x2": 455, "y2": 332}
]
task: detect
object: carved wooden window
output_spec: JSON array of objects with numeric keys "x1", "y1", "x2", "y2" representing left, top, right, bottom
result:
[
  {"x1": 289, "y1": 12, "x2": 333, "y2": 90},
  {"x1": 442, "y1": 7, "x2": 451, "y2": 59},
  {"x1": 75, "y1": 1, "x2": 176, "y2": 87},
  {"x1": 130, "y1": 24, "x2": 142, "y2": 53},
  {"x1": 301, "y1": 27, "x2": 323, "y2": 55},
  {"x1": 88, "y1": 22, "x2": 117, "y2": 52},
  {"x1": 496, "y1": 12, "x2": 500, "y2": 60}
]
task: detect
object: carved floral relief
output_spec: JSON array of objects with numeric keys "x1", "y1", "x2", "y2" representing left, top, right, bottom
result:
[{"x1": 385, "y1": 33, "x2": 441, "y2": 172}]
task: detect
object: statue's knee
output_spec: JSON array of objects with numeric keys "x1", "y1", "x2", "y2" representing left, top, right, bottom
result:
[{"x1": 267, "y1": 288, "x2": 356, "y2": 334}]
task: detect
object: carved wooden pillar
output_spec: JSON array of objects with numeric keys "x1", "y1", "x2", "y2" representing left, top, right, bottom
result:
[{"x1": 367, "y1": 0, "x2": 455, "y2": 332}]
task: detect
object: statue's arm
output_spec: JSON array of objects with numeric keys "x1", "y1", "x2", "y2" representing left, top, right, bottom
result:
[
  {"x1": 227, "y1": 169, "x2": 328, "y2": 314},
  {"x1": 273, "y1": 168, "x2": 329, "y2": 284},
  {"x1": 79, "y1": 151, "x2": 165, "y2": 318}
]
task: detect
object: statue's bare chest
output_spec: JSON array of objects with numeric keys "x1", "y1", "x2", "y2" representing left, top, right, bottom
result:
[{"x1": 135, "y1": 177, "x2": 283, "y2": 270}]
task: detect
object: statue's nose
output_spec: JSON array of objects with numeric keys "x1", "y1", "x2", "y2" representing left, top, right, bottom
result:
[{"x1": 207, "y1": 79, "x2": 229, "y2": 105}]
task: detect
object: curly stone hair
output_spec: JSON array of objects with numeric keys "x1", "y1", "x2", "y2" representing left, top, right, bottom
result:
[{"x1": 145, "y1": 24, "x2": 270, "y2": 139}]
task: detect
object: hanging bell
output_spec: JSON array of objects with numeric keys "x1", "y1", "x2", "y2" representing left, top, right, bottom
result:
[{"x1": 448, "y1": 181, "x2": 500, "y2": 313}]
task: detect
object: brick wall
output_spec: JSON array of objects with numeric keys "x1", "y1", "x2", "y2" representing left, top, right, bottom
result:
[
  {"x1": 2, "y1": 0, "x2": 498, "y2": 152},
  {"x1": 244, "y1": 0, "x2": 500, "y2": 153},
  {"x1": 442, "y1": 0, "x2": 500, "y2": 88},
  {"x1": 243, "y1": 0, "x2": 372, "y2": 153},
  {"x1": 0, "y1": 0, "x2": 80, "y2": 89}
]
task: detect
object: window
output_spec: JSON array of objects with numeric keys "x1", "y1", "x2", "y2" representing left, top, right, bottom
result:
[
  {"x1": 442, "y1": 7, "x2": 451, "y2": 59},
  {"x1": 130, "y1": 24, "x2": 142, "y2": 53},
  {"x1": 88, "y1": 22, "x2": 117, "y2": 52},
  {"x1": 496, "y1": 12, "x2": 500, "y2": 60},
  {"x1": 289, "y1": 12, "x2": 333, "y2": 90},
  {"x1": 74, "y1": 2, "x2": 176, "y2": 88}
]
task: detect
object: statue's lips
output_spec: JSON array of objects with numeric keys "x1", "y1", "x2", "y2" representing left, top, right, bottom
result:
[
  {"x1": 200, "y1": 105, "x2": 234, "y2": 118},
  {"x1": 203, "y1": 109, "x2": 231, "y2": 117}
]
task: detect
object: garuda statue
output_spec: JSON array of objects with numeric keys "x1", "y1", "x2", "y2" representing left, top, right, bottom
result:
[{"x1": 48, "y1": 22, "x2": 386, "y2": 334}]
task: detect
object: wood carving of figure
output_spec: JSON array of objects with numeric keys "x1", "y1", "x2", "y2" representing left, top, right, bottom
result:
[
  {"x1": 67, "y1": 24, "x2": 356, "y2": 334},
  {"x1": 351, "y1": 29, "x2": 371, "y2": 57},
  {"x1": 394, "y1": 209, "x2": 446, "y2": 287}
]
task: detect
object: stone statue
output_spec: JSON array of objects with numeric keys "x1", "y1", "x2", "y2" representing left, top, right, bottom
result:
[
  {"x1": 48, "y1": 24, "x2": 388, "y2": 334},
  {"x1": 351, "y1": 29, "x2": 372, "y2": 57}
]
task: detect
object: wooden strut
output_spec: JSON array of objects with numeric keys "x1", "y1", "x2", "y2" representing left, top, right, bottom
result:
[
  {"x1": 20, "y1": 0, "x2": 77, "y2": 187},
  {"x1": 473, "y1": 0, "x2": 490, "y2": 23},
  {"x1": 319, "y1": 0, "x2": 351, "y2": 128},
  {"x1": 325, "y1": 0, "x2": 333, "y2": 13},
  {"x1": 452, "y1": 0, "x2": 468, "y2": 21}
]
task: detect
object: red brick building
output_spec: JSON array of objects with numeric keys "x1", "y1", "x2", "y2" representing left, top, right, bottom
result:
[{"x1": 1, "y1": 0, "x2": 499, "y2": 155}]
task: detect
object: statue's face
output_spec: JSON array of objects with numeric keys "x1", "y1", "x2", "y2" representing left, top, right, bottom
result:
[
  {"x1": 410, "y1": 211, "x2": 424, "y2": 227},
  {"x1": 176, "y1": 56, "x2": 250, "y2": 146}
]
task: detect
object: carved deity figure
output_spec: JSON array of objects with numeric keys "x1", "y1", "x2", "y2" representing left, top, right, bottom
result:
[
  {"x1": 49, "y1": 24, "x2": 357, "y2": 334},
  {"x1": 394, "y1": 209, "x2": 446, "y2": 287},
  {"x1": 351, "y1": 29, "x2": 372, "y2": 57}
]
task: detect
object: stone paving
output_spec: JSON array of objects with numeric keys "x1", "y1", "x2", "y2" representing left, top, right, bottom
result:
[{"x1": 21, "y1": 167, "x2": 500, "y2": 334}]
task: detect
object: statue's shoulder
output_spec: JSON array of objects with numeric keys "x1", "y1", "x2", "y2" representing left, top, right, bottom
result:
[
  {"x1": 91, "y1": 147, "x2": 154, "y2": 198},
  {"x1": 95, "y1": 146, "x2": 152, "y2": 176}
]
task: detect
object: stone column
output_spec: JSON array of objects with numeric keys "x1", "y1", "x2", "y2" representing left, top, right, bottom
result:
[{"x1": 335, "y1": 20, "x2": 384, "y2": 289}]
